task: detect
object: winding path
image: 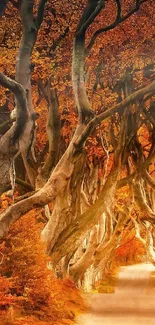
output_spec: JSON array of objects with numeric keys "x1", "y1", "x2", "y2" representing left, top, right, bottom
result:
[{"x1": 77, "y1": 264, "x2": 155, "y2": 325}]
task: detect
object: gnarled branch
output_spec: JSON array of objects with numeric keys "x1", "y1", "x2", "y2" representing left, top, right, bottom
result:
[
  {"x1": 75, "y1": 80, "x2": 155, "y2": 149},
  {"x1": 87, "y1": 0, "x2": 148, "y2": 52}
]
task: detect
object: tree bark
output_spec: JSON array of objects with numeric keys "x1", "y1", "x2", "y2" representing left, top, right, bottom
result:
[
  {"x1": 40, "y1": 87, "x2": 61, "y2": 181},
  {"x1": 72, "y1": 0, "x2": 105, "y2": 122},
  {"x1": 15, "y1": 0, "x2": 47, "y2": 186},
  {"x1": 0, "y1": 124, "x2": 85, "y2": 238},
  {"x1": 69, "y1": 226, "x2": 98, "y2": 283},
  {"x1": 0, "y1": 73, "x2": 27, "y2": 195}
]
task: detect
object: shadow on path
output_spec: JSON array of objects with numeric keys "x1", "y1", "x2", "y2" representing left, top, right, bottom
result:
[{"x1": 77, "y1": 263, "x2": 155, "y2": 325}]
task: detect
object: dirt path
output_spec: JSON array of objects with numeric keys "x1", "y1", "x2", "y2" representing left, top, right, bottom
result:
[{"x1": 77, "y1": 264, "x2": 155, "y2": 325}]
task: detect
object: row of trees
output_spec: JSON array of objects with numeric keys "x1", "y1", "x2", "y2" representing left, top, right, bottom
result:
[{"x1": 0, "y1": 0, "x2": 155, "y2": 289}]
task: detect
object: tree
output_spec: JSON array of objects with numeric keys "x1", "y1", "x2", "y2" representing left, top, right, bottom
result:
[{"x1": 0, "y1": 0, "x2": 155, "y2": 288}]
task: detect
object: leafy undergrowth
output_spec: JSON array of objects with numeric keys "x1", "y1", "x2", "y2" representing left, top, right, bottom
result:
[
  {"x1": 114, "y1": 228, "x2": 146, "y2": 266},
  {"x1": 0, "y1": 208, "x2": 85, "y2": 325},
  {"x1": 95, "y1": 272, "x2": 117, "y2": 294}
]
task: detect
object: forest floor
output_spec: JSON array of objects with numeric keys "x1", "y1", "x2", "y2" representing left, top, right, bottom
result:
[{"x1": 77, "y1": 263, "x2": 155, "y2": 325}]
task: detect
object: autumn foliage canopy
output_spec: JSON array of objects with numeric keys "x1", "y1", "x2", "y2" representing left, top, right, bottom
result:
[{"x1": 0, "y1": 0, "x2": 155, "y2": 322}]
